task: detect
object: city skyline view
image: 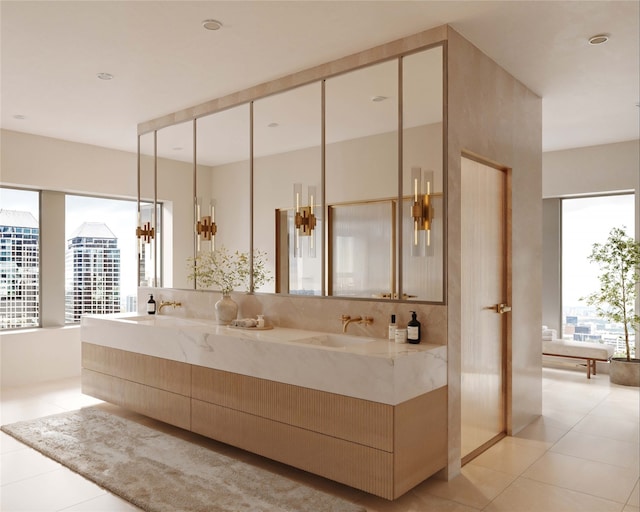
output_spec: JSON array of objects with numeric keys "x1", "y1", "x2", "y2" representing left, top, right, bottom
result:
[{"x1": 1, "y1": 188, "x2": 139, "y2": 323}]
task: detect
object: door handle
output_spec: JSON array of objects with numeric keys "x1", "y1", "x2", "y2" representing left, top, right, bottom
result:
[{"x1": 484, "y1": 303, "x2": 512, "y2": 314}]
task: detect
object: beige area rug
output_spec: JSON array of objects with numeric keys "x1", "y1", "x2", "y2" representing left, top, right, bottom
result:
[{"x1": 1, "y1": 407, "x2": 366, "y2": 512}]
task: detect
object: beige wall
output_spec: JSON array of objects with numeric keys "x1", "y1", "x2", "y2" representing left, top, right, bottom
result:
[
  {"x1": 446, "y1": 27, "x2": 543, "y2": 476},
  {"x1": 543, "y1": 140, "x2": 639, "y2": 199},
  {"x1": 1, "y1": 129, "x2": 137, "y2": 196}
]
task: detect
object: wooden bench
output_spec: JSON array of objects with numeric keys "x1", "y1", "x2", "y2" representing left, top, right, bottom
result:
[{"x1": 542, "y1": 339, "x2": 613, "y2": 379}]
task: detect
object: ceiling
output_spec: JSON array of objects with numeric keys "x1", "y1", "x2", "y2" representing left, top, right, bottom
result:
[{"x1": 1, "y1": 1, "x2": 638, "y2": 157}]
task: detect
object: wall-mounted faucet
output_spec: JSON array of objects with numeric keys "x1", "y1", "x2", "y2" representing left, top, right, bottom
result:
[
  {"x1": 341, "y1": 315, "x2": 374, "y2": 333},
  {"x1": 159, "y1": 300, "x2": 182, "y2": 313}
]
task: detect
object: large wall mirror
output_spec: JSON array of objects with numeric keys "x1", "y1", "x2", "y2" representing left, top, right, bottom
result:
[
  {"x1": 326, "y1": 59, "x2": 399, "y2": 298},
  {"x1": 401, "y1": 47, "x2": 444, "y2": 301},
  {"x1": 254, "y1": 82, "x2": 322, "y2": 295},
  {"x1": 156, "y1": 120, "x2": 194, "y2": 289},
  {"x1": 195, "y1": 104, "x2": 251, "y2": 290},
  {"x1": 138, "y1": 131, "x2": 156, "y2": 287},
  {"x1": 138, "y1": 43, "x2": 444, "y2": 303}
]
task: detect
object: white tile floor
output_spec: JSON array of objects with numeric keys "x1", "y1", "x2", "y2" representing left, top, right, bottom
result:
[{"x1": 1, "y1": 367, "x2": 638, "y2": 512}]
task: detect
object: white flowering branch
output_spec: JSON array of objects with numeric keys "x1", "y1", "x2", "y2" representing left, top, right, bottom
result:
[{"x1": 188, "y1": 246, "x2": 271, "y2": 294}]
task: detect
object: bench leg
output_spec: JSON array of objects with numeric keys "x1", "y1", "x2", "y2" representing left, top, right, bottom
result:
[
  {"x1": 592, "y1": 360, "x2": 597, "y2": 376},
  {"x1": 587, "y1": 360, "x2": 591, "y2": 379}
]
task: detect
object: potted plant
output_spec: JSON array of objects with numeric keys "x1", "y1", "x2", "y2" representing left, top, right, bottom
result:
[
  {"x1": 582, "y1": 227, "x2": 640, "y2": 386},
  {"x1": 188, "y1": 246, "x2": 271, "y2": 324}
]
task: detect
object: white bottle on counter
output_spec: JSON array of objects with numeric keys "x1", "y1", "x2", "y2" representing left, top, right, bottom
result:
[
  {"x1": 388, "y1": 314, "x2": 397, "y2": 340},
  {"x1": 395, "y1": 328, "x2": 407, "y2": 344},
  {"x1": 257, "y1": 315, "x2": 265, "y2": 328}
]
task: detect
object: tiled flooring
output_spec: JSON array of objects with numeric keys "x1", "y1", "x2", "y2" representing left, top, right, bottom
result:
[{"x1": 1, "y1": 367, "x2": 638, "y2": 511}]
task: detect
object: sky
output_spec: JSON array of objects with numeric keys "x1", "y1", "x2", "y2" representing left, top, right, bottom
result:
[{"x1": 562, "y1": 193, "x2": 636, "y2": 307}]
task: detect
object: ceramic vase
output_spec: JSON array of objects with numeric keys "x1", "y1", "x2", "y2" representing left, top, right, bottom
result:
[{"x1": 215, "y1": 293, "x2": 238, "y2": 325}]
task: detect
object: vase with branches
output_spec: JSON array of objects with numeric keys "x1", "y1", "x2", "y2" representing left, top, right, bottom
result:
[{"x1": 187, "y1": 246, "x2": 271, "y2": 324}]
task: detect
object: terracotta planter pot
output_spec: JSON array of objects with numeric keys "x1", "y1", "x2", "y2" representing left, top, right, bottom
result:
[{"x1": 609, "y1": 357, "x2": 640, "y2": 387}]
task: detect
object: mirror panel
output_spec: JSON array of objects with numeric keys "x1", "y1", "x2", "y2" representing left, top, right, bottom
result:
[
  {"x1": 325, "y1": 60, "x2": 399, "y2": 298},
  {"x1": 401, "y1": 46, "x2": 444, "y2": 301},
  {"x1": 326, "y1": 60, "x2": 399, "y2": 204},
  {"x1": 254, "y1": 82, "x2": 322, "y2": 295},
  {"x1": 138, "y1": 132, "x2": 157, "y2": 287},
  {"x1": 156, "y1": 120, "x2": 194, "y2": 289},
  {"x1": 195, "y1": 104, "x2": 251, "y2": 291}
]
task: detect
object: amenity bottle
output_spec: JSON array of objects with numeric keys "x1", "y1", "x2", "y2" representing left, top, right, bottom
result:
[
  {"x1": 407, "y1": 311, "x2": 421, "y2": 344},
  {"x1": 388, "y1": 314, "x2": 397, "y2": 340},
  {"x1": 147, "y1": 294, "x2": 156, "y2": 315}
]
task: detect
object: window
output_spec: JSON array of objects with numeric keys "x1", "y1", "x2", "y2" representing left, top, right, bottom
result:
[
  {"x1": 562, "y1": 193, "x2": 636, "y2": 355},
  {"x1": 65, "y1": 195, "x2": 140, "y2": 323},
  {"x1": 0, "y1": 187, "x2": 40, "y2": 329}
]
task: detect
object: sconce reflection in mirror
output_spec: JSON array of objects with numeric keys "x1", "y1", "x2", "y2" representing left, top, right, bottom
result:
[
  {"x1": 136, "y1": 212, "x2": 155, "y2": 246},
  {"x1": 293, "y1": 183, "x2": 317, "y2": 258},
  {"x1": 411, "y1": 167, "x2": 433, "y2": 257},
  {"x1": 196, "y1": 198, "x2": 217, "y2": 251}
]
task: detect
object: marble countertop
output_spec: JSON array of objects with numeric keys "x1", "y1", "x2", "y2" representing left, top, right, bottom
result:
[{"x1": 81, "y1": 313, "x2": 447, "y2": 405}]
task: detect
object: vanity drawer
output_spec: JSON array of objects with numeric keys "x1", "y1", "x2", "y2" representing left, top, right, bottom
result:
[
  {"x1": 191, "y1": 365, "x2": 393, "y2": 452},
  {"x1": 82, "y1": 368, "x2": 191, "y2": 430},
  {"x1": 82, "y1": 342, "x2": 191, "y2": 396},
  {"x1": 191, "y1": 398, "x2": 394, "y2": 499}
]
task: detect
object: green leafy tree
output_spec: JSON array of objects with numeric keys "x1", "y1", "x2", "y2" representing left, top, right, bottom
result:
[{"x1": 582, "y1": 227, "x2": 640, "y2": 361}]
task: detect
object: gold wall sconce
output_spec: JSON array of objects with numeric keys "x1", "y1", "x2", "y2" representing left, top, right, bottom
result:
[
  {"x1": 410, "y1": 167, "x2": 433, "y2": 256},
  {"x1": 136, "y1": 220, "x2": 155, "y2": 244},
  {"x1": 195, "y1": 198, "x2": 217, "y2": 251},
  {"x1": 196, "y1": 215, "x2": 217, "y2": 240},
  {"x1": 293, "y1": 183, "x2": 317, "y2": 258}
]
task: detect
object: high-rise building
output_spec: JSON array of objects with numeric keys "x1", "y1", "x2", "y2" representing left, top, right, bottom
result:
[
  {"x1": 0, "y1": 209, "x2": 40, "y2": 329},
  {"x1": 65, "y1": 222, "x2": 121, "y2": 323}
]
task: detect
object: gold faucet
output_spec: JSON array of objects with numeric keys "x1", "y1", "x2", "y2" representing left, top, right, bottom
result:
[
  {"x1": 159, "y1": 300, "x2": 182, "y2": 313},
  {"x1": 341, "y1": 315, "x2": 373, "y2": 333}
]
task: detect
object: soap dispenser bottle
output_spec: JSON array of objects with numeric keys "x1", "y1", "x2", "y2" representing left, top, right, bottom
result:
[
  {"x1": 388, "y1": 314, "x2": 397, "y2": 340},
  {"x1": 407, "y1": 311, "x2": 421, "y2": 344},
  {"x1": 147, "y1": 294, "x2": 156, "y2": 315}
]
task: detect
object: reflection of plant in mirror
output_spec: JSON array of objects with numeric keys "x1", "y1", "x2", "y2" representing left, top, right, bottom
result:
[{"x1": 188, "y1": 246, "x2": 271, "y2": 294}]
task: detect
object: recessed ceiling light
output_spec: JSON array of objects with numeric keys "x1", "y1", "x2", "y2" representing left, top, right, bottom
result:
[
  {"x1": 13, "y1": 114, "x2": 27, "y2": 120},
  {"x1": 588, "y1": 34, "x2": 609, "y2": 45},
  {"x1": 371, "y1": 95, "x2": 388, "y2": 102},
  {"x1": 267, "y1": 122, "x2": 279, "y2": 128},
  {"x1": 97, "y1": 72, "x2": 113, "y2": 80},
  {"x1": 202, "y1": 19, "x2": 222, "y2": 31},
  {"x1": 172, "y1": 147, "x2": 183, "y2": 151}
]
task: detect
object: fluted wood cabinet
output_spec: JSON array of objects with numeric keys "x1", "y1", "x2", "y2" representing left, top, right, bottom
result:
[{"x1": 82, "y1": 342, "x2": 447, "y2": 499}]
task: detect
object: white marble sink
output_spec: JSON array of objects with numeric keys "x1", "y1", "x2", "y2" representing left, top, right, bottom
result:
[
  {"x1": 114, "y1": 314, "x2": 210, "y2": 327},
  {"x1": 292, "y1": 333, "x2": 376, "y2": 348}
]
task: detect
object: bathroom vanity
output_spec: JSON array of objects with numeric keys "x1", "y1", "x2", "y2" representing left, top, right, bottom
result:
[{"x1": 81, "y1": 313, "x2": 448, "y2": 500}]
